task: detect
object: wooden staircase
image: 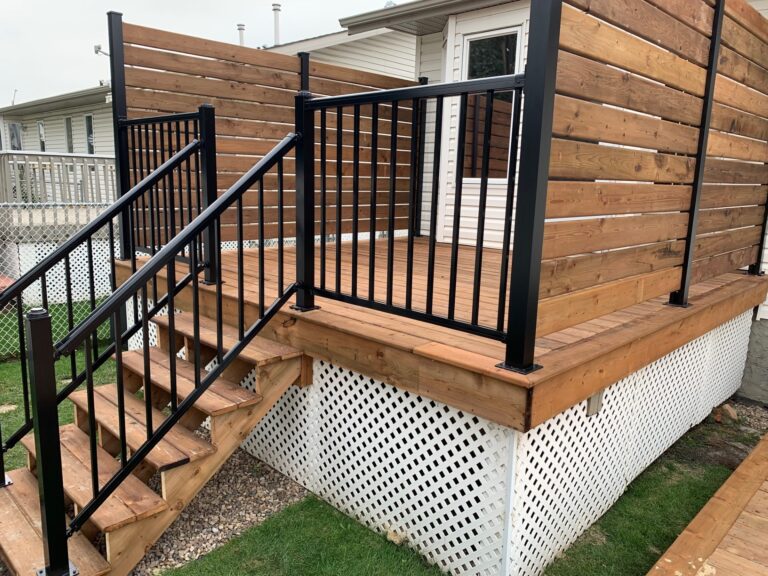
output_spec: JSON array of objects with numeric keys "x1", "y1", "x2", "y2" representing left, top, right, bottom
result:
[{"x1": 0, "y1": 312, "x2": 304, "y2": 576}]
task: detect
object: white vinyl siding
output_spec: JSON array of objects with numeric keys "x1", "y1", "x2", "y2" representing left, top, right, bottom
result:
[
  {"x1": 436, "y1": 1, "x2": 531, "y2": 246},
  {"x1": 417, "y1": 32, "x2": 446, "y2": 234},
  {"x1": 1, "y1": 102, "x2": 113, "y2": 155},
  {"x1": 308, "y1": 31, "x2": 418, "y2": 80}
]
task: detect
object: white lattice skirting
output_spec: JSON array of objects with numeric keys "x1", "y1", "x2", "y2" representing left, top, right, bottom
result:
[{"x1": 244, "y1": 311, "x2": 753, "y2": 576}]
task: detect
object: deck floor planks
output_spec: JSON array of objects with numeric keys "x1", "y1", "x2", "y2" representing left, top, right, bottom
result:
[{"x1": 649, "y1": 435, "x2": 768, "y2": 576}]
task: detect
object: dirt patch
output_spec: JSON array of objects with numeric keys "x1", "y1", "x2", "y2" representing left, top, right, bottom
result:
[{"x1": 0, "y1": 404, "x2": 16, "y2": 414}]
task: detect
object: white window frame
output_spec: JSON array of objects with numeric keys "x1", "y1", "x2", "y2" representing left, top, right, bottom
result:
[
  {"x1": 65, "y1": 116, "x2": 74, "y2": 153},
  {"x1": 37, "y1": 121, "x2": 46, "y2": 152},
  {"x1": 460, "y1": 26, "x2": 523, "y2": 184},
  {"x1": 85, "y1": 114, "x2": 95, "y2": 155}
]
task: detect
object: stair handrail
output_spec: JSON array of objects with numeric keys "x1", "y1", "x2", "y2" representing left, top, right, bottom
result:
[
  {"x1": 0, "y1": 139, "x2": 200, "y2": 309},
  {"x1": 53, "y1": 132, "x2": 299, "y2": 536}
]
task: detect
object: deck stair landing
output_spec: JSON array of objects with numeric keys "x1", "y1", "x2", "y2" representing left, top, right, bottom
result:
[
  {"x1": 649, "y1": 434, "x2": 768, "y2": 576},
  {"x1": 0, "y1": 312, "x2": 303, "y2": 576}
]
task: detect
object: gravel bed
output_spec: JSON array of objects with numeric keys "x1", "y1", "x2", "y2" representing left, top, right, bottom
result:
[
  {"x1": 733, "y1": 399, "x2": 768, "y2": 435},
  {"x1": 131, "y1": 447, "x2": 306, "y2": 575}
]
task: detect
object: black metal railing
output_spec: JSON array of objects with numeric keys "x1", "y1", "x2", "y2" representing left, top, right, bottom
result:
[
  {"x1": 296, "y1": 75, "x2": 525, "y2": 342},
  {"x1": 23, "y1": 133, "x2": 297, "y2": 575},
  {"x1": 0, "y1": 112, "x2": 208, "y2": 482}
]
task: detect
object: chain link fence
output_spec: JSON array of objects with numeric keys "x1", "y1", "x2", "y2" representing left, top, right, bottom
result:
[{"x1": 0, "y1": 152, "x2": 117, "y2": 358}]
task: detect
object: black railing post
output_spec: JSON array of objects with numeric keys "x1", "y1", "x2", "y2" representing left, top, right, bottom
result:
[
  {"x1": 413, "y1": 76, "x2": 429, "y2": 238},
  {"x1": 26, "y1": 309, "x2": 73, "y2": 576},
  {"x1": 298, "y1": 52, "x2": 310, "y2": 92},
  {"x1": 670, "y1": 0, "x2": 726, "y2": 305},
  {"x1": 500, "y1": 0, "x2": 562, "y2": 373},
  {"x1": 108, "y1": 11, "x2": 131, "y2": 261},
  {"x1": 294, "y1": 91, "x2": 316, "y2": 311},
  {"x1": 198, "y1": 104, "x2": 219, "y2": 284}
]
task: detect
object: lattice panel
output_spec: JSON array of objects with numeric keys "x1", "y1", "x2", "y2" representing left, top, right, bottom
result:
[
  {"x1": 508, "y1": 310, "x2": 753, "y2": 576},
  {"x1": 246, "y1": 360, "x2": 513, "y2": 576},
  {"x1": 243, "y1": 312, "x2": 752, "y2": 576}
]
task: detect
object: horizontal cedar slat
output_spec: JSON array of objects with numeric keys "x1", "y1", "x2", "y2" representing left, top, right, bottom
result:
[
  {"x1": 725, "y1": 0, "x2": 768, "y2": 45},
  {"x1": 537, "y1": 267, "x2": 683, "y2": 337},
  {"x1": 700, "y1": 184, "x2": 768, "y2": 208},
  {"x1": 697, "y1": 205, "x2": 766, "y2": 233},
  {"x1": 722, "y1": 15, "x2": 768, "y2": 69},
  {"x1": 550, "y1": 139, "x2": 696, "y2": 183},
  {"x1": 546, "y1": 182, "x2": 692, "y2": 218},
  {"x1": 695, "y1": 226, "x2": 763, "y2": 259},
  {"x1": 718, "y1": 45, "x2": 768, "y2": 96},
  {"x1": 560, "y1": 4, "x2": 707, "y2": 96},
  {"x1": 556, "y1": 51, "x2": 703, "y2": 125},
  {"x1": 714, "y1": 73, "x2": 768, "y2": 117},
  {"x1": 540, "y1": 240, "x2": 685, "y2": 299},
  {"x1": 691, "y1": 245, "x2": 759, "y2": 283},
  {"x1": 644, "y1": 0, "x2": 714, "y2": 36},
  {"x1": 566, "y1": 0, "x2": 711, "y2": 66},
  {"x1": 704, "y1": 158, "x2": 768, "y2": 184},
  {"x1": 543, "y1": 213, "x2": 690, "y2": 259},
  {"x1": 707, "y1": 129, "x2": 768, "y2": 162},
  {"x1": 710, "y1": 101, "x2": 768, "y2": 140},
  {"x1": 122, "y1": 22, "x2": 299, "y2": 73},
  {"x1": 124, "y1": 44, "x2": 301, "y2": 91},
  {"x1": 125, "y1": 67, "x2": 295, "y2": 107},
  {"x1": 552, "y1": 94, "x2": 699, "y2": 154}
]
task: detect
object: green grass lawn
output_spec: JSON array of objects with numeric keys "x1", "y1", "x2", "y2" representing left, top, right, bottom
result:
[
  {"x1": 164, "y1": 496, "x2": 444, "y2": 576},
  {"x1": 544, "y1": 415, "x2": 761, "y2": 576},
  {"x1": 0, "y1": 351, "x2": 115, "y2": 470}
]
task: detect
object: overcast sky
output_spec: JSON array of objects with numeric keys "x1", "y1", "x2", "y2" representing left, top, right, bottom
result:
[{"x1": 0, "y1": 0, "x2": 387, "y2": 106}]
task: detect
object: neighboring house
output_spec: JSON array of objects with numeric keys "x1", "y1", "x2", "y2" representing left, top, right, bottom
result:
[
  {"x1": 0, "y1": 84, "x2": 114, "y2": 156},
  {"x1": 269, "y1": 28, "x2": 418, "y2": 80}
]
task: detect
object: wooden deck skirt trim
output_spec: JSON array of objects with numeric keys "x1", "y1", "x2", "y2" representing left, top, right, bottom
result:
[
  {"x1": 116, "y1": 260, "x2": 767, "y2": 432},
  {"x1": 648, "y1": 434, "x2": 768, "y2": 576}
]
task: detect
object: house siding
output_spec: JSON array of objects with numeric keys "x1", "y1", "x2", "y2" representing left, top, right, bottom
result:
[
  {"x1": 301, "y1": 31, "x2": 418, "y2": 80},
  {"x1": 436, "y1": 1, "x2": 531, "y2": 246},
  {"x1": 1, "y1": 101, "x2": 113, "y2": 156}
]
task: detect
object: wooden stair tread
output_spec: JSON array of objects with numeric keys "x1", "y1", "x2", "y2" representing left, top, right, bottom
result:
[
  {"x1": 153, "y1": 313, "x2": 302, "y2": 366},
  {"x1": 0, "y1": 468, "x2": 111, "y2": 575},
  {"x1": 121, "y1": 348, "x2": 262, "y2": 416},
  {"x1": 69, "y1": 385, "x2": 215, "y2": 471},
  {"x1": 21, "y1": 425, "x2": 168, "y2": 533}
]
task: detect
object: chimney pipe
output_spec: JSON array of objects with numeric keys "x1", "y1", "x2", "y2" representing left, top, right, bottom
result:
[
  {"x1": 237, "y1": 23, "x2": 245, "y2": 46},
  {"x1": 272, "y1": 3, "x2": 281, "y2": 46}
]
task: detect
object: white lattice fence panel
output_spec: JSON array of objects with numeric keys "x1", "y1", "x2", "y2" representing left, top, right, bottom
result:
[
  {"x1": 700, "y1": 311, "x2": 753, "y2": 412},
  {"x1": 508, "y1": 310, "x2": 753, "y2": 576},
  {"x1": 510, "y1": 381, "x2": 637, "y2": 576},
  {"x1": 246, "y1": 360, "x2": 514, "y2": 576}
]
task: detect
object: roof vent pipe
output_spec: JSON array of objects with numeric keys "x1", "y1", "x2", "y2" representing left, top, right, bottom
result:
[
  {"x1": 237, "y1": 23, "x2": 245, "y2": 46},
  {"x1": 272, "y1": 3, "x2": 281, "y2": 46}
]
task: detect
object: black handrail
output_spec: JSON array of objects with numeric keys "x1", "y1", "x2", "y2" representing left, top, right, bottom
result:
[
  {"x1": 0, "y1": 139, "x2": 200, "y2": 309},
  {"x1": 56, "y1": 133, "x2": 299, "y2": 358},
  {"x1": 306, "y1": 73, "x2": 526, "y2": 109}
]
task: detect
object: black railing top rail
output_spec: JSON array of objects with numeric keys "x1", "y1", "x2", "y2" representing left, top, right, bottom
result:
[
  {"x1": 0, "y1": 138, "x2": 200, "y2": 309},
  {"x1": 120, "y1": 110, "x2": 202, "y2": 126},
  {"x1": 56, "y1": 133, "x2": 299, "y2": 359},
  {"x1": 306, "y1": 73, "x2": 526, "y2": 110}
]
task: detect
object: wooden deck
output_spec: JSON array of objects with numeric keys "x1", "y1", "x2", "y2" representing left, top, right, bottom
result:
[
  {"x1": 119, "y1": 238, "x2": 768, "y2": 432},
  {"x1": 649, "y1": 434, "x2": 768, "y2": 576}
]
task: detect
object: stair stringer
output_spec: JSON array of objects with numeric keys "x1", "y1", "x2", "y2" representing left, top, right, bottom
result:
[{"x1": 102, "y1": 356, "x2": 302, "y2": 576}]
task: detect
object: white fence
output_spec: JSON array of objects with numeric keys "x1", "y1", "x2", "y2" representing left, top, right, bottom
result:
[{"x1": 0, "y1": 151, "x2": 117, "y2": 357}]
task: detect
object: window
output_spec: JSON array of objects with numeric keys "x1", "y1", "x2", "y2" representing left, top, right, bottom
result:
[
  {"x1": 37, "y1": 121, "x2": 46, "y2": 152},
  {"x1": 65, "y1": 117, "x2": 74, "y2": 153},
  {"x1": 462, "y1": 29, "x2": 521, "y2": 179},
  {"x1": 9, "y1": 123, "x2": 22, "y2": 151},
  {"x1": 85, "y1": 114, "x2": 95, "y2": 154}
]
